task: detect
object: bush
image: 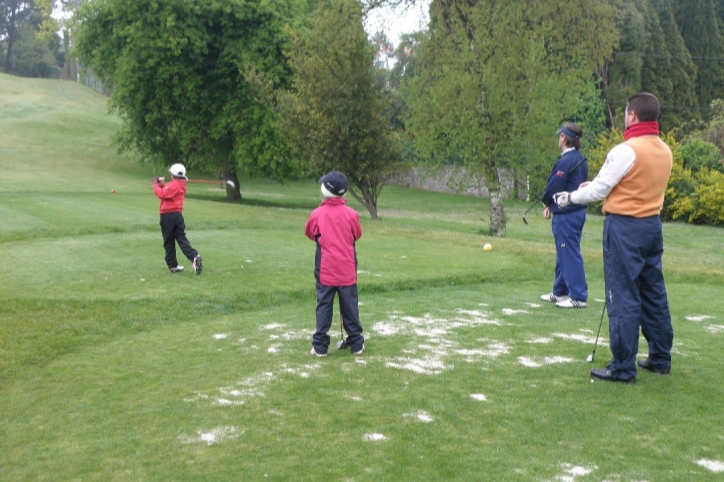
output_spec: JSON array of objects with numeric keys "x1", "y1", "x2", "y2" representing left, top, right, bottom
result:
[
  {"x1": 669, "y1": 169, "x2": 724, "y2": 225},
  {"x1": 679, "y1": 138, "x2": 723, "y2": 173}
]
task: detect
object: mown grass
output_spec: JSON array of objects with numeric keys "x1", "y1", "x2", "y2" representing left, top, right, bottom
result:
[{"x1": 2, "y1": 73, "x2": 724, "y2": 481}]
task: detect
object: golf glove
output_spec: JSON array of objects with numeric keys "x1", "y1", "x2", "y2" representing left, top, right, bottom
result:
[{"x1": 553, "y1": 191, "x2": 572, "y2": 208}]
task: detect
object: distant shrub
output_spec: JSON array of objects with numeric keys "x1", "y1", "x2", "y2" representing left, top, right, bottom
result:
[
  {"x1": 679, "y1": 138, "x2": 723, "y2": 173},
  {"x1": 669, "y1": 169, "x2": 724, "y2": 225}
]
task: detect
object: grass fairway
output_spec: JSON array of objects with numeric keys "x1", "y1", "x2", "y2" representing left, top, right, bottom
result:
[{"x1": 1, "y1": 73, "x2": 724, "y2": 481}]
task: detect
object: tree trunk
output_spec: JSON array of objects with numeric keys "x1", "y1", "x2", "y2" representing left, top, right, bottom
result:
[
  {"x1": 488, "y1": 189, "x2": 506, "y2": 237},
  {"x1": 221, "y1": 169, "x2": 241, "y2": 201},
  {"x1": 348, "y1": 185, "x2": 378, "y2": 219},
  {"x1": 3, "y1": 8, "x2": 17, "y2": 73}
]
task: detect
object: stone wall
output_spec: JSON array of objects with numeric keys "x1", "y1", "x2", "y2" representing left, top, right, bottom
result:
[{"x1": 385, "y1": 165, "x2": 518, "y2": 199}]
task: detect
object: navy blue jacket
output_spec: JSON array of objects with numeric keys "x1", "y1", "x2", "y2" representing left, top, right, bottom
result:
[{"x1": 541, "y1": 150, "x2": 588, "y2": 214}]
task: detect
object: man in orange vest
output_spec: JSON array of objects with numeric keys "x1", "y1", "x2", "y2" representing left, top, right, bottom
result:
[{"x1": 554, "y1": 92, "x2": 673, "y2": 384}]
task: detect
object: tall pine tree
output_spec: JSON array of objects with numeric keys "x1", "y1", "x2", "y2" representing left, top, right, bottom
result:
[
  {"x1": 650, "y1": 0, "x2": 699, "y2": 128},
  {"x1": 673, "y1": 0, "x2": 724, "y2": 114},
  {"x1": 639, "y1": 0, "x2": 675, "y2": 129}
]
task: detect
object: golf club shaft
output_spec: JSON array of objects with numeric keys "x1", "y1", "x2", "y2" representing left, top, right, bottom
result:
[
  {"x1": 591, "y1": 302, "x2": 607, "y2": 359},
  {"x1": 523, "y1": 199, "x2": 542, "y2": 216}
]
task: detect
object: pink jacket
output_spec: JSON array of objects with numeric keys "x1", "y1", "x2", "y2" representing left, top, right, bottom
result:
[
  {"x1": 305, "y1": 197, "x2": 362, "y2": 287},
  {"x1": 154, "y1": 179, "x2": 187, "y2": 214}
]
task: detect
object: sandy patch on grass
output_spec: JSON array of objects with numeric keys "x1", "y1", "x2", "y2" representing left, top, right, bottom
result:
[
  {"x1": 362, "y1": 433, "x2": 387, "y2": 441},
  {"x1": 518, "y1": 356, "x2": 575, "y2": 368},
  {"x1": 686, "y1": 315, "x2": 714, "y2": 322},
  {"x1": 262, "y1": 323, "x2": 286, "y2": 330},
  {"x1": 501, "y1": 309, "x2": 528, "y2": 315},
  {"x1": 372, "y1": 310, "x2": 501, "y2": 339},
  {"x1": 696, "y1": 459, "x2": 724, "y2": 473},
  {"x1": 526, "y1": 337, "x2": 553, "y2": 344},
  {"x1": 179, "y1": 426, "x2": 241, "y2": 445},
  {"x1": 705, "y1": 325, "x2": 724, "y2": 333},
  {"x1": 213, "y1": 333, "x2": 229, "y2": 339},
  {"x1": 552, "y1": 463, "x2": 596, "y2": 481},
  {"x1": 523, "y1": 303, "x2": 541, "y2": 308},
  {"x1": 470, "y1": 394, "x2": 487, "y2": 401},
  {"x1": 403, "y1": 410, "x2": 433, "y2": 422},
  {"x1": 386, "y1": 356, "x2": 448, "y2": 375},
  {"x1": 553, "y1": 333, "x2": 600, "y2": 344}
]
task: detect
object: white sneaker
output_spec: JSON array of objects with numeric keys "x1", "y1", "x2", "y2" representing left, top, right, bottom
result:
[
  {"x1": 311, "y1": 347, "x2": 327, "y2": 357},
  {"x1": 556, "y1": 299, "x2": 587, "y2": 308},
  {"x1": 169, "y1": 266, "x2": 184, "y2": 273},
  {"x1": 352, "y1": 344, "x2": 364, "y2": 355},
  {"x1": 540, "y1": 293, "x2": 569, "y2": 302}
]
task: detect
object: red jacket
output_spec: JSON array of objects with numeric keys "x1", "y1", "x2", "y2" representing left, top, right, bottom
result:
[
  {"x1": 154, "y1": 179, "x2": 187, "y2": 214},
  {"x1": 305, "y1": 197, "x2": 362, "y2": 287}
]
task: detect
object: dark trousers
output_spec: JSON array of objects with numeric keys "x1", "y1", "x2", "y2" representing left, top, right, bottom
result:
[
  {"x1": 551, "y1": 209, "x2": 588, "y2": 301},
  {"x1": 160, "y1": 212, "x2": 198, "y2": 269},
  {"x1": 313, "y1": 282, "x2": 364, "y2": 354},
  {"x1": 604, "y1": 214, "x2": 673, "y2": 380}
]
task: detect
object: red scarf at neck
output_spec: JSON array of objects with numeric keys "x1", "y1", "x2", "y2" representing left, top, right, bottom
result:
[{"x1": 624, "y1": 121, "x2": 659, "y2": 141}]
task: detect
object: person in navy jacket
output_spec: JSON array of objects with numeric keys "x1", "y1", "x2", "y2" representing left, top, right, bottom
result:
[
  {"x1": 539, "y1": 123, "x2": 588, "y2": 308},
  {"x1": 304, "y1": 171, "x2": 364, "y2": 356}
]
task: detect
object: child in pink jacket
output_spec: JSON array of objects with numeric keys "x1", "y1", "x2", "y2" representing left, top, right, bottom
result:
[
  {"x1": 304, "y1": 171, "x2": 364, "y2": 356},
  {"x1": 153, "y1": 163, "x2": 202, "y2": 275}
]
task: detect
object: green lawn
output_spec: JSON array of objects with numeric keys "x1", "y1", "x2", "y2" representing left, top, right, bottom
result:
[{"x1": 1, "y1": 73, "x2": 724, "y2": 481}]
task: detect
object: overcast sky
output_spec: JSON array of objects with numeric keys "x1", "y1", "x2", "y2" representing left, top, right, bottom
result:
[
  {"x1": 53, "y1": 2, "x2": 431, "y2": 48},
  {"x1": 364, "y1": 1, "x2": 430, "y2": 46}
]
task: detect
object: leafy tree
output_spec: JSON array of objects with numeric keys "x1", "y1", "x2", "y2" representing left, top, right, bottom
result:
[
  {"x1": 1, "y1": 0, "x2": 35, "y2": 73},
  {"x1": 673, "y1": 0, "x2": 724, "y2": 112},
  {"x1": 12, "y1": 22, "x2": 57, "y2": 77},
  {"x1": 407, "y1": 0, "x2": 617, "y2": 236},
  {"x1": 73, "y1": 0, "x2": 306, "y2": 200},
  {"x1": 278, "y1": 0, "x2": 398, "y2": 218}
]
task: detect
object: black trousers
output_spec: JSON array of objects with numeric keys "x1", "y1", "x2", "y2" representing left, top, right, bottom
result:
[
  {"x1": 313, "y1": 282, "x2": 364, "y2": 354},
  {"x1": 160, "y1": 212, "x2": 198, "y2": 269}
]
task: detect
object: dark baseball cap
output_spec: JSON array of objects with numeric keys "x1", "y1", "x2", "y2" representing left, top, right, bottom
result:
[{"x1": 319, "y1": 171, "x2": 348, "y2": 196}]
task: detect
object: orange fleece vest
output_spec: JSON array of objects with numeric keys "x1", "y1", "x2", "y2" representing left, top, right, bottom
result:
[{"x1": 602, "y1": 136, "x2": 672, "y2": 218}]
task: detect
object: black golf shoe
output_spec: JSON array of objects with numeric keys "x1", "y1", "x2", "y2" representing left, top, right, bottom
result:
[
  {"x1": 638, "y1": 358, "x2": 670, "y2": 375},
  {"x1": 591, "y1": 368, "x2": 636, "y2": 384}
]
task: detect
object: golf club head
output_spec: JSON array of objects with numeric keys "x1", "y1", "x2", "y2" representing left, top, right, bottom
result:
[
  {"x1": 522, "y1": 216, "x2": 529, "y2": 225},
  {"x1": 335, "y1": 339, "x2": 348, "y2": 350},
  {"x1": 586, "y1": 354, "x2": 594, "y2": 363}
]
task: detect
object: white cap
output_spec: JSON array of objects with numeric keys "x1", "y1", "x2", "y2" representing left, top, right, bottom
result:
[{"x1": 168, "y1": 163, "x2": 187, "y2": 180}]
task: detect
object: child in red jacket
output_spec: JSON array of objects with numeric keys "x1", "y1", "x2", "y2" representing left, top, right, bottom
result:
[
  {"x1": 153, "y1": 163, "x2": 203, "y2": 275},
  {"x1": 304, "y1": 171, "x2": 364, "y2": 356}
]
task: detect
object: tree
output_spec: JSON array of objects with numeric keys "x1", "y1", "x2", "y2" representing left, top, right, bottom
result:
[
  {"x1": 278, "y1": 0, "x2": 399, "y2": 219},
  {"x1": 650, "y1": 0, "x2": 699, "y2": 129},
  {"x1": 1, "y1": 1, "x2": 35, "y2": 73},
  {"x1": 603, "y1": 0, "x2": 647, "y2": 118},
  {"x1": 73, "y1": 0, "x2": 305, "y2": 200},
  {"x1": 407, "y1": 0, "x2": 617, "y2": 236},
  {"x1": 12, "y1": 22, "x2": 57, "y2": 77},
  {"x1": 673, "y1": 0, "x2": 724, "y2": 112}
]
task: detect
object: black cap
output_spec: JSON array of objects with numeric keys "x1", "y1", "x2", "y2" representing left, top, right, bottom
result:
[{"x1": 319, "y1": 171, "x2": 348, "y2": 196}]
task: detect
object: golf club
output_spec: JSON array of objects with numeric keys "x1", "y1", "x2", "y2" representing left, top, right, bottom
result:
[
  {"x1": 187, "y1": 179, "x2": 236, "y2": 188},
  {"x1": 523, "y1": 157, "x2": 588, "y2": 225},
  {"x1": 156, "y1": 177, "x2": 236, "y2": 188},
  {"x1": 522, "y1": 200, "x2": 542, "y2": 225},
  {"x1": 586, "y1": 302, "x2": 607, "y2": 363},
  {"x1": 335, "y1": 307, "x2": 348, "y2": 350}
]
